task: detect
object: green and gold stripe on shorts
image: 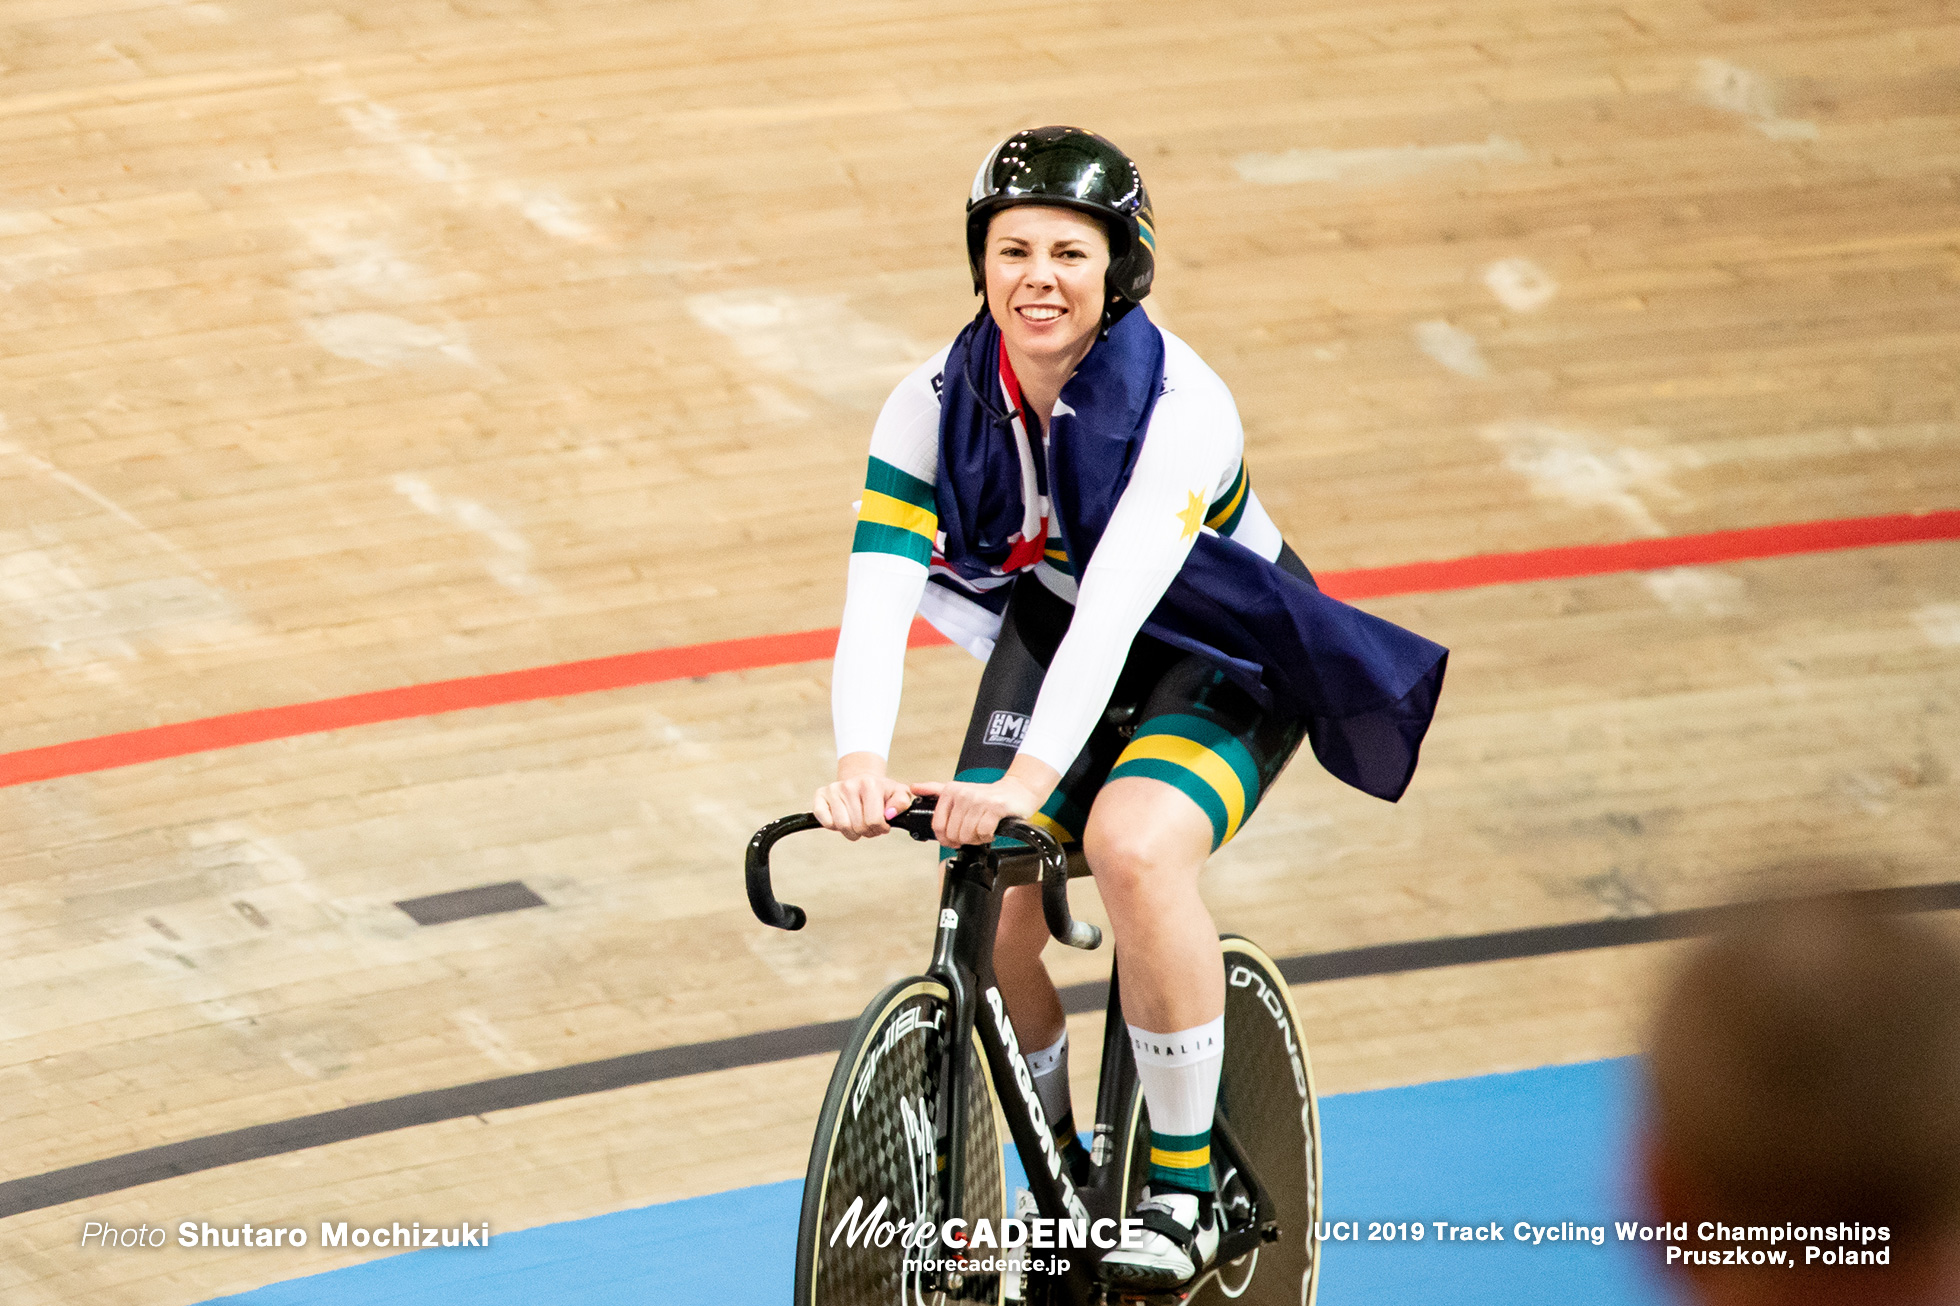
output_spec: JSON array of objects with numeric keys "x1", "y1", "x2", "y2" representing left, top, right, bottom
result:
[
  {"x1": 1107, "y1": 713, "x2": 1262, "y2": 849},
  {"x1": 1204, "y1": 461, "x2": 1250, "y2": 536},
  {"x1": 853, "y1": 456, "x2": 938, "y2": 565}
]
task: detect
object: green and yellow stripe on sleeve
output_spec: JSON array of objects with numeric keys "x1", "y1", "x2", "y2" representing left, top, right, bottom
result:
[
  {"x1": 1205, "y1": 461, "x2": 1250, "y2": 536},
  {"x1": 853, "y1": 456, "x2": 938, "y2": 565}
]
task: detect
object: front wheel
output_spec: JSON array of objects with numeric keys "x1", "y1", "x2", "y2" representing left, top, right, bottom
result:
[
  {"x1": 796, "y1": 976, "x2": 1006, "y2": 1306},
  {"x1": 1114, "y1": 937, "x2": 1324, "y2": 1305}
]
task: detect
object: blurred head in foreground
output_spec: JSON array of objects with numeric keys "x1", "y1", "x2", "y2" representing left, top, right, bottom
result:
[{"x1": 1646, "y1": 891, "x2": 1960, "y2": 1304}]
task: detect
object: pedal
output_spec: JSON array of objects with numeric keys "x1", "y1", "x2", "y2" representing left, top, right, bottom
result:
[{"x1": 1213, "y1": 1222, "x2": 1266, "y2": 1266}]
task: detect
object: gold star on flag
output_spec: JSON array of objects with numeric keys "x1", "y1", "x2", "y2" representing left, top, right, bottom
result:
[{"x1": 1177, "y1": 489, "x2": 1206, "y2": 540}]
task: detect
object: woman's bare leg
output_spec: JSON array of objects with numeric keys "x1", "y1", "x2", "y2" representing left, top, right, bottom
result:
[
  {"x1": 993, "y1": 881, "x2": 1066, "y2": 1051},
  {"x1": 1081, "y1": 776, "x2": 1221, "y2": 1032},
  {"x1": 1085, "y1": 774, "x2": 1225, "y2": 1287}
]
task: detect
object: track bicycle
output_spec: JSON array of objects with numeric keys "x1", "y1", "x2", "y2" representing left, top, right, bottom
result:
[{"x1": 746, "y1": 797, "x2": 1323, "y2": 1305}]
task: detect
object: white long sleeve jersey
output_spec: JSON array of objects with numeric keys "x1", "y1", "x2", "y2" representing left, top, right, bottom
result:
[{"x1": 834, "y1": 325, "x2": 1284, "y2": 775}]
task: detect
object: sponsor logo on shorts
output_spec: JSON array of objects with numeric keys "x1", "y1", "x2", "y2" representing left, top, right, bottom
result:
[{"x1": 985, "y1": 711, "x2": 1029, "y2": 747}]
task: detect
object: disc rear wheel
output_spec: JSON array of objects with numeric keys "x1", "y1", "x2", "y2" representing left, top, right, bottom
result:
[{"x1": 1113, "y1": 938, "x2": 1323, "y2": 1305}]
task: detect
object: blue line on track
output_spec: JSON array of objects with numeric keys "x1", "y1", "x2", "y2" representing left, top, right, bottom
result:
[{"x1": 200, "y1": 1058, "x2": 1678, "y2": 1306}]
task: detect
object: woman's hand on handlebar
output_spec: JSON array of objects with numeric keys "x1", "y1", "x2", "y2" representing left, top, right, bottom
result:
[
  {"x1": 910, "y1": 756, "x2": 1061, "y2": 849},
  {"x1": 813, "y1": 752, "x2": 915, "y2": 840}
]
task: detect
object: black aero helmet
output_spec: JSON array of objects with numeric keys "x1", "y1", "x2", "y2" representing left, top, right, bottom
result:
[{"x1": 965, "y1": 126, "x2": 1156, "y2": 317}]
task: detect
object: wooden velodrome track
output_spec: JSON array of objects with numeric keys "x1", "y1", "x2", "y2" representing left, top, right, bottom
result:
[{"x1": 3, "y1": 0, "x2": 1957, "y2": 1300}]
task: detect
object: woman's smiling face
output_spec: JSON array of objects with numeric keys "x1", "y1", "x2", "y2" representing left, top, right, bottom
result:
[{"x1": 983, "y1": 205, "x2": 1111, "y2": 368}]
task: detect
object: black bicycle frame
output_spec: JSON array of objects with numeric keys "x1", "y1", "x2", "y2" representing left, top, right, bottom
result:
[
  {"x1": 746, "y1": 801, "x2": 1279, "y2": 1300},
  {"x1": 928, "y1": 839, "x2": 1120, "y2": 1302}
]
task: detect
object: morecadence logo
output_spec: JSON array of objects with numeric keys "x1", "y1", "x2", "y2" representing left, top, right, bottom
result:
[{"x1": 826, "y1": 1198, "x2": 1142, "y2": 1253}]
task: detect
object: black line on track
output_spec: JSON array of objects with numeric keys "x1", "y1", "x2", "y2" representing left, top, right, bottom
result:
[
  {"x1": 395, "y1": 880, "x2": 547, "y2": 926},
  {"x1": 6, "y1": 879, "x2": 1957, "y2": 1219}
]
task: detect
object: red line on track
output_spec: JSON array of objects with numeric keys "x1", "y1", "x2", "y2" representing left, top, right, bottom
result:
[
  {"x1": 1316, "y1": 509, "x2": 1960, "y2": 600},
  {"x1": 4, "y1": 509, "x2": 1955, "y2": 790}
]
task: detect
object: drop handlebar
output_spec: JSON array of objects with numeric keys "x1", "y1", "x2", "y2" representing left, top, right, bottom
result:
[{"x1": 743, "y1": 795, "x2": 1100, "y2": 950}]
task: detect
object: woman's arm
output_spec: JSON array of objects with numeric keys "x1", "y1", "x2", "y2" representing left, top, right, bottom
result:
[
  {"x1": 916, "y1": 349, "x2": 1242, "y2": 848},
  {"x1": 914, "y1": 390, "x2": 1232, "y2": 847},
  {"x1": 830, "y1": 551, "x2": 929, "y2": 761},
  {"x1": 817, "y1": 350, "x2": 947, "y2": 837},
  {"x1": 1015, "y1": 375, "x2": 1239, "y2": 774},
  {"x1": 820, "y1": 552, "x2": 930, "y2": 838}
]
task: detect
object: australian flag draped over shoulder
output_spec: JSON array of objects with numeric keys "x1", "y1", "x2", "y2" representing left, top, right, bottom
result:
[{"x1": 935, "y1": 310, "x2": 1448, "y2": 802}]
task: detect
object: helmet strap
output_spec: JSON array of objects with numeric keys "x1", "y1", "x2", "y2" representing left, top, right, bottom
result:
[
  {"x1": 962, "y1": 304, "x2": 1022, "y2": 428},
  {"x1": 1099, "y1": 293, "x2": 1135, "y2": 339}
]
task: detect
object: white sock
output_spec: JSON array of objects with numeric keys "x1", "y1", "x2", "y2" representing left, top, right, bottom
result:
[
  {"x1": 1127, "y1": 1015, "x2": 1224, "y2": 1137},
  {"x1": 1026, "y1": 1029, "x2": 1073, "y2": 1131}
]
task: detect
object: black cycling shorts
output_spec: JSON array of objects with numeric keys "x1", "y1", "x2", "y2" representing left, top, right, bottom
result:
[{"x1": 952, "y1": 568, "x2": 1308, "y2": 852}]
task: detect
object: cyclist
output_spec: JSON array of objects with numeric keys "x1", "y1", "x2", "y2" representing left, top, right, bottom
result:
[{"x1": 813, "y1": 125, "x2": 1446, "y2": 1293}]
